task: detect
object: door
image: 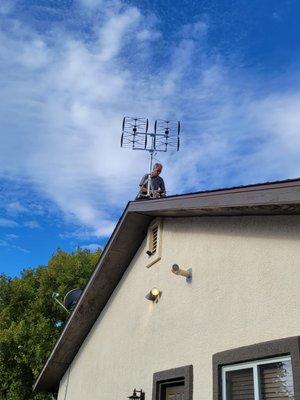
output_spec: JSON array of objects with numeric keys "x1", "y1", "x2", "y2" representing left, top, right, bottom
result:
[{"x1": 165, "y1": 385, "x2": 185, "y2": 400}]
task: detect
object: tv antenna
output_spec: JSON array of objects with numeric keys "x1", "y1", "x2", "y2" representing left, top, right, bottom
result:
[{"x1": 121, "y1": 117, "x2": 181, "y2": 197}]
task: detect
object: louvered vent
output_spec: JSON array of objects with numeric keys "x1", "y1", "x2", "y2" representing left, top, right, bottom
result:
[
  {"x1": 260, "y1": 361, "x2": 295, "y2": 400},
  {"x1": 151, "y1": 225, "x2": 158, "y2": 254},
  {"x1": 226, "y1": 368, "x2": 254, "y2": 400}
]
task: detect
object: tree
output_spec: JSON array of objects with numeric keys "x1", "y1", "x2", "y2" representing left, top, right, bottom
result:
[{"x1": 0, "y1": 248, "x2": 101, "y2": 400}]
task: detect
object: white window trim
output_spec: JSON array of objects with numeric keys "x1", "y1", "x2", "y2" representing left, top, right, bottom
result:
[{"x1": 222, "y1": 356, "x2": 292, "y2": 400}]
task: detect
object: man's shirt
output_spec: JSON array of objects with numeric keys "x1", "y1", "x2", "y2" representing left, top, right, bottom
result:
[{"x1": 139, "y1": 174, "x2": 166, "y2": 194}]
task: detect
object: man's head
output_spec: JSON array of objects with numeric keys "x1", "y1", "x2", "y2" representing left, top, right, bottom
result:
[{"x1": 152, "y1": 163, "x2": 163, "y2": 177}]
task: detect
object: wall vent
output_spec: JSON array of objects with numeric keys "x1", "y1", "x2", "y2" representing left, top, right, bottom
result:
[
  {"x1": 151, "y1": 225, "x2": 158, "y2": 254},
  {"x1": 146, "y1": 218, "x2": 162, "y2": 268}
]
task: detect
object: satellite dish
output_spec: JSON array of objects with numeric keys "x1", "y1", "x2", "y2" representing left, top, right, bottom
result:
[{"x1": 63, "y1": 288, "x2": 83, "y2": 311}]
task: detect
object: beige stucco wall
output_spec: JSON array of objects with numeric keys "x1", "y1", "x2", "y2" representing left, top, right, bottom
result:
[{"x1": 57, "y1": 215, "x2": 300, "y2": 400}]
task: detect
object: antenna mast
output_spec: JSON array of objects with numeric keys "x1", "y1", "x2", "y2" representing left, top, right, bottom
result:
[{"x1": 121, "y1": 117, "x2": 181, "y2": 197}]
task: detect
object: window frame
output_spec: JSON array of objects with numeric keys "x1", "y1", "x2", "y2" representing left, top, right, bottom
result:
[
  {"x1": 152, "y1": 365, "x2": 193, "y2": 400},
  {"x1": 213, "y1": 336, "x2": 300, "y2": 400},
  {"x1": 222, "y1": 355, "x2": 293, "y2": 400}
]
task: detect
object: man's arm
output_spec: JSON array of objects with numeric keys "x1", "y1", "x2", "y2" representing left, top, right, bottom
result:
[
  {"x1": 160, "y1": 178, "x2": 166, "y2": 196},
  {"x1": 139, "y1": 174, "x2": 149, "y2": 194}
]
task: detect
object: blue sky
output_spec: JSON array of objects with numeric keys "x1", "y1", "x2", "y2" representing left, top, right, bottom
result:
[{"x1": 1, "y1": 0, "x2": 300, "y2": 276}]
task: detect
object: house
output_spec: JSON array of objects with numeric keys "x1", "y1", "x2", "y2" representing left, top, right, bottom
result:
[{"x1": 34, "y1": 179, "x2": 300, "y2": 400}]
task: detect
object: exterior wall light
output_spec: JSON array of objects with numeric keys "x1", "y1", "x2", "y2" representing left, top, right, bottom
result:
[
  {"x1": 171, "y1": 264, "x2": 192, "y2": 283},
  {"x1": 145, "y1": 287, "x2": 162, "y2": 301},
  {"x1": 127, "y1": 389, "x2": 145, "y2": 400}
]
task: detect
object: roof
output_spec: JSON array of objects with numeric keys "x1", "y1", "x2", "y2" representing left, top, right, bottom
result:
[{"x1": 34, "y1": 178, "x2": 300, "y2": 392}]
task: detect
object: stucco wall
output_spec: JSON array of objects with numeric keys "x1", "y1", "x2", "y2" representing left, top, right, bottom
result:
[{"x1": 57, "y1": 215, "x2": 300, "y2": 400}]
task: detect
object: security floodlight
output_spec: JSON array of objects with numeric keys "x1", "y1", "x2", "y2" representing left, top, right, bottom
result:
[{"x1": 171, "y1": 264, "x2": 192, "y2": 283}]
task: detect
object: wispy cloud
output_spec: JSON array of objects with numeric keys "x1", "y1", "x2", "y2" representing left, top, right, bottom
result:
[
  {"x1": 81, "y1": 243, "x2": 101, "y2": 251},
  {"x1": 77, "y1": 0, "x2": 103, "y2": 10},
  {"x1": 0, "y1": 218, "x2": 19, "y2": 228},
  {"x1": 23, "y1": 220, "x2": 41, "y2": 229},
  {"x1": 0, "y1": 0, "x2": 15, "y2": 15},
  {"x1": 0, "y1": 238, "x2": 29, "y2": 253},
  {"x1": 0, "y1": 0, "x2": 299, "y2": 243},
  {"x1": 5, "y1": 233, "x2": 18, "y2": 240},
  {"x1": 5, "y1": 201, "x2": 28, "y2": 216}
]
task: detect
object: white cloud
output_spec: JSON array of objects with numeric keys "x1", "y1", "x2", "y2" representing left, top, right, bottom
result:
[
  {"x1": 5, "y1": 233, "x2": 18, "y2": 240},
  {"x1": 77, "y1": 0, "x2": 103, "y2": 9},
  {"x1": 0, "y1": 233, "x2": 28, "y2": 253},
  {"x1": 272, "y1": 12, "x2": 282, "y2": 21},
  {"x1": 24, "y1": 220, "x2": 41, "y2": 229},
  {"x1": 14, "y1": 245, "x2": 30, "y2": 254},
  {"x1": 98, "y1": 7, "x2": 141, "y2": 62},
  {"x1": 81, "y1": 243, "x2": 101, "y2": 251},
  {"x1": 180, "y1": 20, "x2": 208, "y2": 40},
  {"x1": 59, "y1": 229, "x2": 97, "y2": 241},
  {"x1": 0, "y1": 3, "x2": 300, "y2": 242},
  {"x1": 6, "y1": 201, "x2": 28, "y2": 215},
  {"x1": 136, "y1": 29, "x2": 161, "y2": 41},
  {"x1": 0, "y1": 0, "x2": 15, "y2": 15},
  {"x1": 0, "y1": 3, "x2": 170, "y2": 238},
  {"x1": 0, "y1": 218, "x2": 19, "y2": 228}
]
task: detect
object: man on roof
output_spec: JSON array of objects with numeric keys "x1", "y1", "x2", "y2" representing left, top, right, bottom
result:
[{"x1": 137, "y1": 163, "x2": 166, "y2": 199}]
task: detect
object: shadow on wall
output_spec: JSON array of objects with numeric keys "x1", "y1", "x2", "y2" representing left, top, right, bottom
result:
[{"x1": 165, "y1": 215, "x2": 300, "y2": 241}]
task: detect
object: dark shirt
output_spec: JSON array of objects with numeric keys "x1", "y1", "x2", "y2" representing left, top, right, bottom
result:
[{"x1": 139, "y1": 174, "x2": 166, "y2": 194}]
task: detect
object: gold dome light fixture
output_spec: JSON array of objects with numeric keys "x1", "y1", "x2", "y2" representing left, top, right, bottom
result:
[{"x1": 145, "y1": 287, "x2": 162, "y2": 302}]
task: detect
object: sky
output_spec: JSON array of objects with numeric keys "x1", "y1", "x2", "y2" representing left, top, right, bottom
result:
[{"x1": 1, "y1": 0, "x2": 300, "y2": 276}]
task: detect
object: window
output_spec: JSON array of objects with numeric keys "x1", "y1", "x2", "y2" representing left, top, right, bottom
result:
[
  {"x1": 213, "y1": 336, "x2": 300, "y2": 400},
  {"x1": 146, "y1": 218, "x2": 162, "y2": 268},
  {"x1": 222, "y1": 356, "x2": 294, "y2": 400},
  {"x1": 152, "y1": 365, "x2": 193, "y2": 400}
]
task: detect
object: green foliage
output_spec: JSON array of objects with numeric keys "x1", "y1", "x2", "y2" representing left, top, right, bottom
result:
[{"x1": 0, "y1": 248, "x2": 101, "y2": 400}]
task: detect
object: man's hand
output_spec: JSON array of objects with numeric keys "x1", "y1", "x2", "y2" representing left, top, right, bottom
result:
[{"x1": 140, "y1": 186, "x2": 148, "y2": 194}]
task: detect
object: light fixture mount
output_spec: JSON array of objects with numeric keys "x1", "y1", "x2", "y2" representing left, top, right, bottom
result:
[
  {"x1": 171, "y1": 264, "x2": 192, "y2": 283},
  {"x1": 128, "y1": 388, "x2": 145, "y2": 400}
]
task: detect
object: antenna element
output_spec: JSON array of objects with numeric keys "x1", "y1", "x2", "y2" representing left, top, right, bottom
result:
[{"x1": 121, "y1": 117, "x2": 181, "y2": 197}]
